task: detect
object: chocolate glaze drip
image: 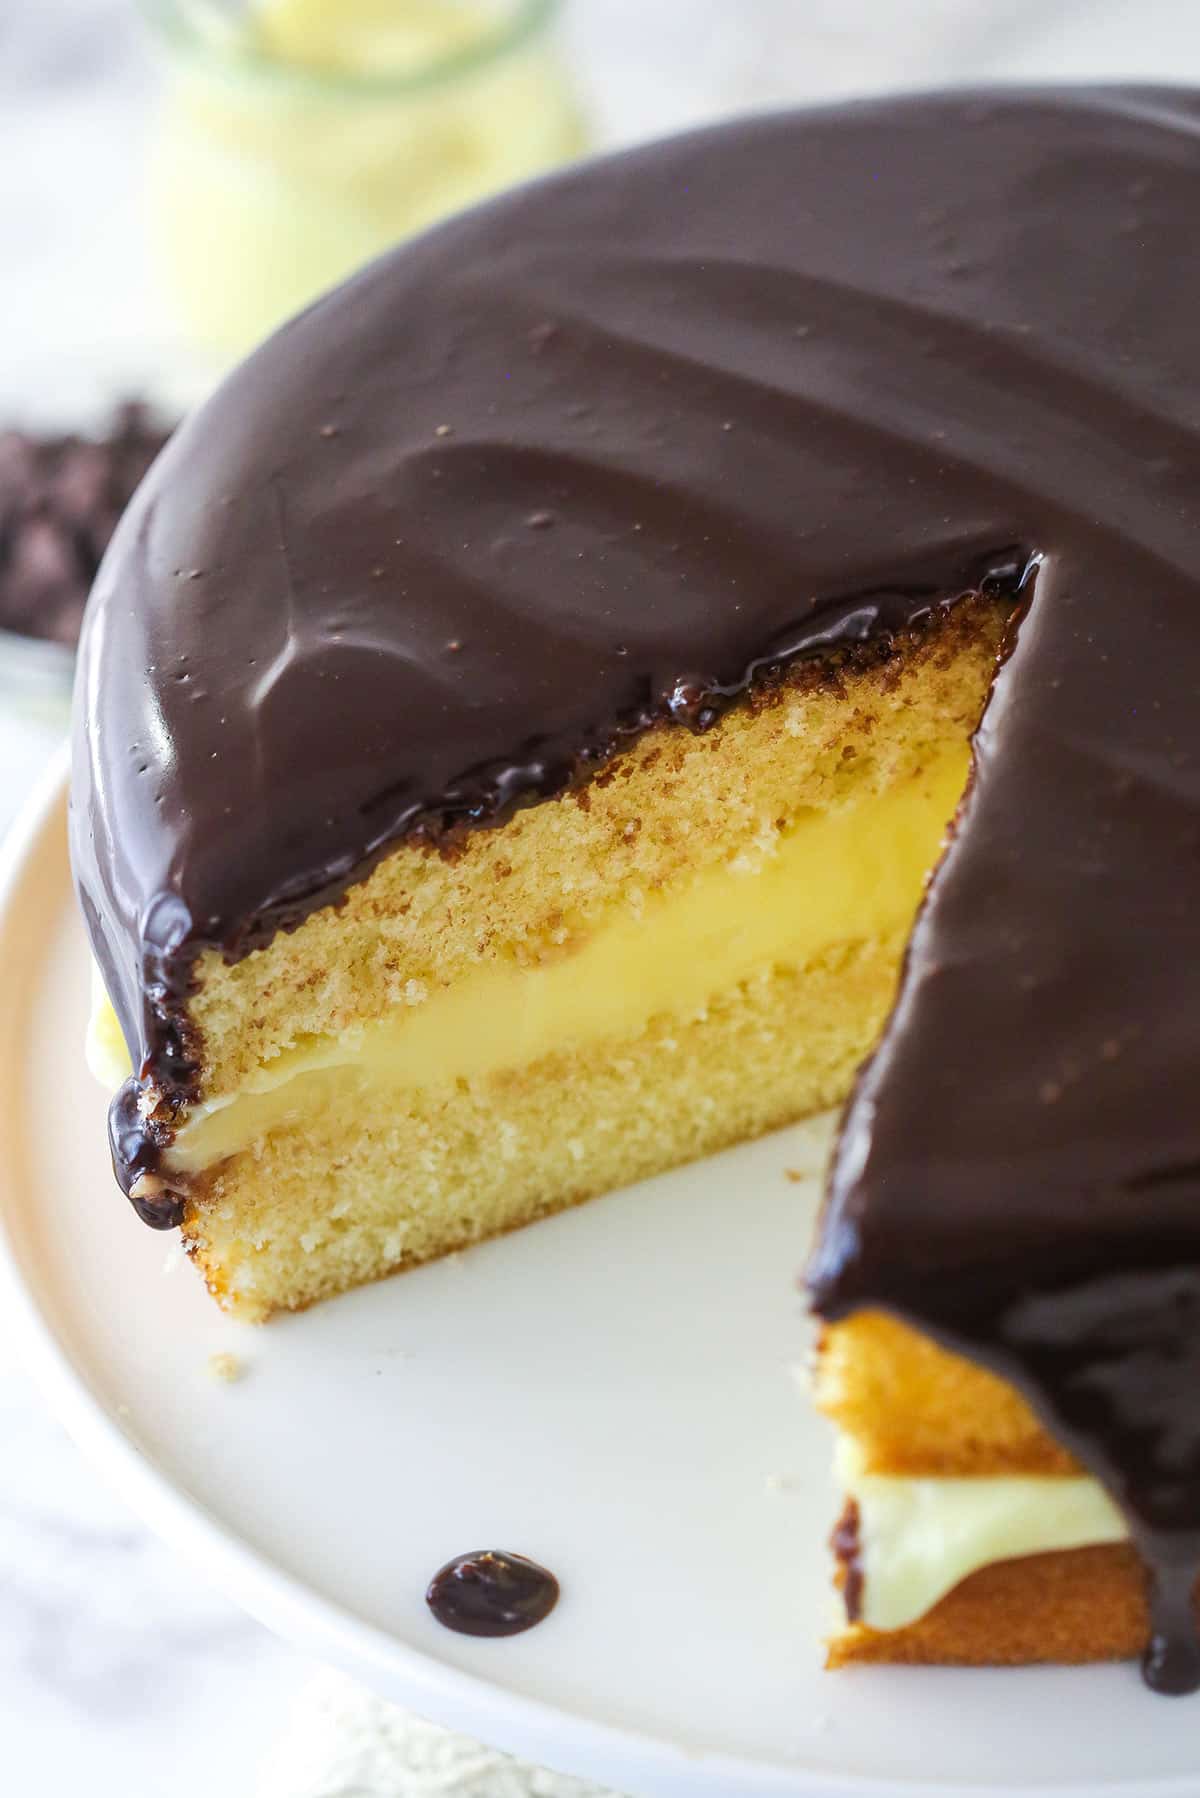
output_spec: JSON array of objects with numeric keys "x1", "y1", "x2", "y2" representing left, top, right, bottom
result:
[
  {"x1": 426, "y1": 1550, "x2": 559, "y2": 1637},
  {"x1": 831, "y1": 1501, "x2": 864, "y2": 1625},
  {"x1": 70, "y1": 89, "x2": 1200, "y2": 1685},
  {"x1": 107, "y1": 1082, "x2": 185, "y2": 1229}
]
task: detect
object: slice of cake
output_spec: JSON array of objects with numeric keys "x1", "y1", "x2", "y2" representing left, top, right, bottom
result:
[
  {"x1": 87, "y1": 602, "x2": 1000, "y2": 1316},
  {"x1": 73, "y1": 88, "x2": 1200, "y2": 1689}
]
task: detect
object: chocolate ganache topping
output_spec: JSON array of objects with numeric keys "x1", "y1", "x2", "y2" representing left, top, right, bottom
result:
[{"x1": 72, "y1": 89, "x2": 1200, "y2": 1686}]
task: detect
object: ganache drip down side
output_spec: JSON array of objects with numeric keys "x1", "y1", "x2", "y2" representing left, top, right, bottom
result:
[{"x1": 70, "y1": 88, "x2": 1200, "y2": 1688}]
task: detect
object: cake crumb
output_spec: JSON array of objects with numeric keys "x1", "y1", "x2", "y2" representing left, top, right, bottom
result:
[
  {"x1": 784, "y1": 1167, "x2": 810, "y2": 1183},
  {"x1": 208, "y1": 1352, "x2": 244, "y2": 1384}
]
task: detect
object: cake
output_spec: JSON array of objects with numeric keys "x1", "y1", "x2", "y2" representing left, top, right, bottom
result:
[{"x1": 72, "y1": 89, "x2": 1200, "y2": 1689}]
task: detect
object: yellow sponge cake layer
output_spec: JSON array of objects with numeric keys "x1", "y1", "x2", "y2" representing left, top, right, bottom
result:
[
  {"x1": 89, "y1": 605, "x2": 1006, "y2": 1318},
  {"x1": 174, "y1": 608, "x2": 1003, "y2": 1099},
  {"x1": 154, "y1": 739, "x2": 967, "y2": 1174},
  {"x1": 191, "y1": 935, "x2": 909, "y2": 1314},
  {"x1": 815, "y1": 1312, "x2": 1079, "y2": 1476}
]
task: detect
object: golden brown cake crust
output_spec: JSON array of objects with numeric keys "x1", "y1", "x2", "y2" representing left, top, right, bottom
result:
[
  {"x1": 828, "y1": 1544, "x2": 1182, "y2": 1669},
  {"x1": 815, "y1": 1311, "x2": 1078, "y2": 1475}
]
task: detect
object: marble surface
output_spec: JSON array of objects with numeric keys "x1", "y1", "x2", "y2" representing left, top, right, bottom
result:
[
  {"x1": 7, "y1": 3, "x2": 1200, "y2": 1793},
  {"x1": 0, "y1": 1354, "x2": 305, "y2": 1797},
  {"x1": 0, "y1": 704, "x2": 305, "y2": 1793}
]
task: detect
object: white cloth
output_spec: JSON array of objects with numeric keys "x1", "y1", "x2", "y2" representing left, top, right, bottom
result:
[{"x1": 254, "y1": 1672, "x2": 623, "y2": 1798}]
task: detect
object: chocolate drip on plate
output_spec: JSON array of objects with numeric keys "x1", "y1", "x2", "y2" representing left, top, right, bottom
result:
[
  {"x1": 426, "y1": 1550, "x2": 560, "y2": 1637},
  {"x1": 71, "y1": 88, "x2": 1200, "y2": 1687}
]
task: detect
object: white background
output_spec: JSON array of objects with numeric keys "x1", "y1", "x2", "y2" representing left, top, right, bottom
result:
[{"x1": 5, "y1": 4, "x2": 1200, "y2": 1793}]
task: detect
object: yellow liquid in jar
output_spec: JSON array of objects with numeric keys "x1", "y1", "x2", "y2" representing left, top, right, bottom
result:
[
  {"x1": 151, "y1": 0, "x2": 585, "y2": 361},
  {"x1": 255, "y1": 0, "x2": 493, "y2": 75}
]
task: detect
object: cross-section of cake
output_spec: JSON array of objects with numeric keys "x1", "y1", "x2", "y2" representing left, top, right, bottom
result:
[
  {"x1": 73, "y1": 88, "x2": 1200, "y2": 1689},
  {"x1": 86, "y1": 608, "x2": 998, "y2": 1316}
]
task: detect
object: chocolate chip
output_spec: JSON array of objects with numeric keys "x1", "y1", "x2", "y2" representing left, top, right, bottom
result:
[{"x1": 0, "y1": 404, "x2": 172, "y2": 648}]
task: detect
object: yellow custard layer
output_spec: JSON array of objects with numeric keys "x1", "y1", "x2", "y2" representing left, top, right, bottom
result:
[
  {"x1": 837, "y1": 1439, "x2": 1127, "y2": 1632},
  {"x1": 89, "y1": 742, "x2": 969, "y2": 1177}
]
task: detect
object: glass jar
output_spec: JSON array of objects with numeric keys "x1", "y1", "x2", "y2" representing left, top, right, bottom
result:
[{"x1": 140, "y1": 0, "x2": 587, "y2": 362}]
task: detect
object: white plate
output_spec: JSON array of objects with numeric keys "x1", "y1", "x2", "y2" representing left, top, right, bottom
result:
[{"x1": 1, "y1": 761, "x2": 1196, "y2": 1798}]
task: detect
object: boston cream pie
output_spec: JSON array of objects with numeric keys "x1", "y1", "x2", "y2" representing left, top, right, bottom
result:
[{"x1": 72, "y1": 89, "x2": 1200, "y2": 1689}]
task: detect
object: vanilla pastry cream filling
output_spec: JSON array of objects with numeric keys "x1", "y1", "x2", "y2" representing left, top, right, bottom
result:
[
  {"x1": 836, "y1": 1438, "x2": 1128, "y2": 1632},
  {"x1": 88, "y1": 743, "x2": 969, "y2": 1178}
]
